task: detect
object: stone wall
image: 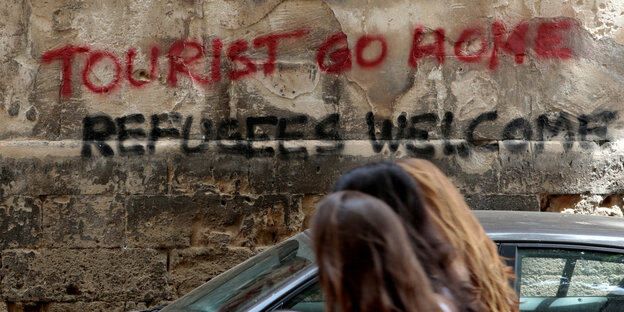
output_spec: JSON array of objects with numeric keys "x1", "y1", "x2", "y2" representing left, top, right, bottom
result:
[{"x1": 1, "y1": 0, "x2": 624, "y2": 311}]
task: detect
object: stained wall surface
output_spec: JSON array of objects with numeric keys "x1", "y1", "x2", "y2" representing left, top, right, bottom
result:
[{"x1": 1, "y1": 0, "x2": 624, "y2": 311}]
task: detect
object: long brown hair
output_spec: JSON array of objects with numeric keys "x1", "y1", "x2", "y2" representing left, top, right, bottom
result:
[
  {"x1": 311, "y1": 191, "x2": 444, "y2": 312},
  {"x1": 397, "y1": 158, "x2": 518, "y2": 312},
  {"x1": 332, "y1": 162, "x2": 477, "y2": 311}
]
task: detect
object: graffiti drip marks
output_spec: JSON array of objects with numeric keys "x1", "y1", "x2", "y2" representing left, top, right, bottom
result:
[
  {"x1": 42, "y1": 18, "x2": 577, "y2": 97},
  {"x1": 81, "y1": 110, "x2": 615, "y2": 159}
]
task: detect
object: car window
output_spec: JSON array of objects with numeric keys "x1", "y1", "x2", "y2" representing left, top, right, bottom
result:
[
  {"x1": 161, "y1": 231, "x2": 315, "y2": 312},
  {"x1": 567, "y1": 259, "x2": 624, "y2": 296},
  {"x1": 520, "y1": 256, "x2": 567, "y2": 297},
  {"x1": 518, "y1": 248, "x2": 624, "y2": 312}
]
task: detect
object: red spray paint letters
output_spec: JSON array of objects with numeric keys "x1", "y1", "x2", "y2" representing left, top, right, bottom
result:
[{"x1": 42, "y1": 19, "x2": 576, "y2": 97}]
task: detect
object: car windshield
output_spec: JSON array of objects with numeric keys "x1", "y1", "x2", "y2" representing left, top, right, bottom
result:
[{"x1": 161, "y1": 231, "x2": 315, "y2": 312}]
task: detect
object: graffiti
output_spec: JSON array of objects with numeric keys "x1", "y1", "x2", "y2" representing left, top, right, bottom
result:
[
  {"x1": 42, "y1": 29, "x2": 309, "y2": 97},
  {"x1": 81, "y1": 109, "x2": 616, "y2": 159},
  {"x1": 42, "y1": 19, "x2": 576, "y2": 97},
  {"x1": 81, "y1": 113, "x2": 344, "y2": 158}
]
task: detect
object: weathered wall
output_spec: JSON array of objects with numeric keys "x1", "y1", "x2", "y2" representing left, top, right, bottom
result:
[{"x1": 1, "y1": 0, "x2": 624, "y2": 310}]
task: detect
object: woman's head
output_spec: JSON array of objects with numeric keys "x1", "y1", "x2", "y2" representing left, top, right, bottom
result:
[
  {"x1": 397, "y1": 158, "x2": 518, "y2": 312},
  {"x1": 332, "y1": 162, "x2": 428, "y2": 230},
  {"x1": 311, "y1": 191, "x2": 441, "y2": 312},
  {"x1": 331, "y1": 162, "x2": 474, "y2": 310},
  {"x1": 396, "y1": 159, "x2": 476, "y2": 230}
]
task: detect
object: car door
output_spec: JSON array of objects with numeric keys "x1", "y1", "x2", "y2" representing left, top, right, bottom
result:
[
  {"x1": 268, "y1": 243, "x2": 624, "y2": 312},
  {"x1": 499, "y1": 243, "x2": 624, "y2": 312}
]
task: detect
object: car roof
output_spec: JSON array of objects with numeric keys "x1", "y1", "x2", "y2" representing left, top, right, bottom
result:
[{"x1": 474, "y1": 210, "x2": 624, "y2": 249}]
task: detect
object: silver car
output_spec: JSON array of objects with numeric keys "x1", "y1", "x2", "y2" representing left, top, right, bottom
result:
[{"x1": 153, "y1": 211, "x2": 624, "y2": 312}]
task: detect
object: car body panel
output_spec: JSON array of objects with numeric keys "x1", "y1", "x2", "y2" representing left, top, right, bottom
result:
[{"x1": 475, "y1": 211, "x2": 624, "y2": 248}]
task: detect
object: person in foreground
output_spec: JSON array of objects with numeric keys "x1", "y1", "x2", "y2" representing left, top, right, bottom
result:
[
  {"x1": 332, "y1": 162, "x2": 479, "y2": 311},
  {"x1": 333, "y1": 159, "x2": 518, "y2": 312},
  {"x1": 311, "y1": 191, "x2": 454, "y2": 312},
  {"x1": 397, "y1": 159, "x2": 518, "y2": 312}
]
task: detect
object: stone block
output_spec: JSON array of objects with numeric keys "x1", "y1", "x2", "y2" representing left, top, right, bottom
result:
[
  {"x1": 168, "y1": 152, "x2": 251, "y2": 196},
  {"x1": 113, "y1": 157, "x2": 169, "y2": 195},
  {"x1": 465, "y1": 194, "x2": 540, "y2": 211},
  {"x1": 247, "y1": 156, "x2": 277, "y2": 194},
  {"x1": 0, "y1": 196, "x2": 41, "y2": 249},
  {"x1": 500, "y1": 141, "x2": 624, "y2": 194},
  {"x1": 1, "y1": 248, "x2": 170, "y2": 303},
  {"x1": 125, "y1": 195, "x2": 221, "y2": 249},
  {"x1": 0, "y1": 156, "x2": 81, "y2": 196},
  {"x1": 125, "y1": 194, "x2": 301, "y2": 249},
  {"x1": 270, "y1": 151, "x2": 386, "y2": 195},
  {"x1": 271, "y1": 155, "x2": 343, "y2": 195},
  {"x1": 4, "y1": 302, "x2": 50, "y2": 312},
  {"x1": 301, "y1": 194, "x2": 322, "y2": 229},
  {"x1": 0, "y1": 155, "x2": 168, "y2": 196},
  {"x1": 41, "y1": 195, "x2": 125, "y2": 248},
  {"x1": 0, "y1": 0, "x2": 33, "y2": 141},
  {"x1": 47, "y1": 301, "x2": 124, "y2": 312},
  {"x1": 225, "y1": 195, "x2": 302, "y2": 247}
]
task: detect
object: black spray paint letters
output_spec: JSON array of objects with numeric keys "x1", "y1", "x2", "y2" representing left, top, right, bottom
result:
[
  {"x1": 81, "y1": 113, "x2": 343, "y2": 158},
  {"x1": 366, "y1": 110, "x2": 616, "y2": 158},
  {"x1": 81, "y1": 110, "x2": 616, "y2": 158}
]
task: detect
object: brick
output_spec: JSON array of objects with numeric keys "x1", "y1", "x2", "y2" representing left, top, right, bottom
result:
[
  {"x1": 1, "y1": 248, "x2": 170, "y2": 303},
  {"x1": 0, "y1": 196, "x2": 41, "y2": 249},
  {"x1": 41, "y1": 195, "x2": 125, "y2": 248}
]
